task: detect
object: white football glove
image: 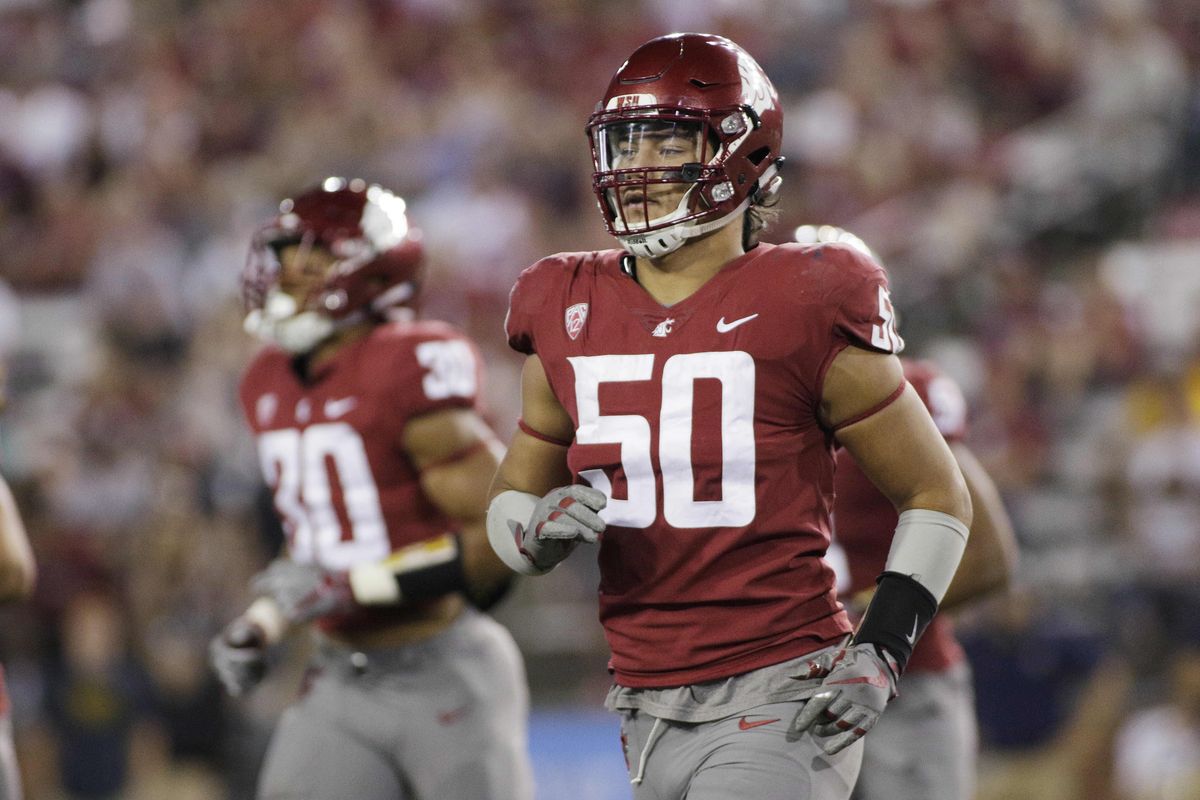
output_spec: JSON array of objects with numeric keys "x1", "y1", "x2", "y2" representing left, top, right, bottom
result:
[
  {"x1": 791, "y1": 642, "x2": 900, "y2": 755},
  {"x1": 515, "y1": 485, "x2": 607, "y2": 572},
  {"x1": 209, "y1": 617, "x2": 270, "y2": 697}
]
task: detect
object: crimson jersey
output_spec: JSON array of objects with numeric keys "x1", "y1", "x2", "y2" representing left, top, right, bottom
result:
[
  {"x1": 833, "y1": 359, "x2": 968, "y2": 673},
  {"x1": 239, "y1": 320, "x2": 483, "y2": 634},
  {"x1": 506, "y1": 242, "x2": 903, "y2": 688}
]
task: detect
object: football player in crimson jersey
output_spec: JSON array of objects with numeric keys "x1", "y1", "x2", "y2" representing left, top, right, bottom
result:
[
  {"x1": 485, "y1": 33, "x2": 973, "y2": 799},
  {"x1": 0, "y1": 324, "x2": 36, "y2": 800},
  {"x1": 208, "y1": 178, "x2": 533, "y2": 800}
]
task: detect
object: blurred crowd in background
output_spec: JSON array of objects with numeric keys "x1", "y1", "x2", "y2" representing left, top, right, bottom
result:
[{"x1": 1, "y1": 0, "x2": 1199, "y2": 798}]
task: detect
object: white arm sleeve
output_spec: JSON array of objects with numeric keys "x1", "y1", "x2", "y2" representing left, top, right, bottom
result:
[
  {"x1": 486, "y1": 490, "x2": 546, "y2": 576},
  {"x1": 884, "y1": 509, "x2": 969, "y2": 604}
]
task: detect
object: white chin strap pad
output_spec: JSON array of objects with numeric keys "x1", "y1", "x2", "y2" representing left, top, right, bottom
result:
[
  {"x1": 244, "y1": 290, "x2": 336, "y2": 354},
  {"x1": 617, "y1": 196, "x2": 753, "y2": 259},
  {"x1": 270, "y1": 312, "x2": 336, "y2": 354},
  {"x1": 486, "y1": 490, "x2": 547, "y2": 576},
  {"x1": 884, "y1": 509, "x2": 969, "y2": 603},
  {"x1": 618, "y1": 227, "x2": 689, "y2": 259}
]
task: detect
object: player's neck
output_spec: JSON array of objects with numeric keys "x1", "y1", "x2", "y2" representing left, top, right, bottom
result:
[
  {"x1": 303, "y1": 322, "x2": 375, "y2": 378},
  {"x1": 634, "y1": 222, "x2": 744, "y2": 307}
]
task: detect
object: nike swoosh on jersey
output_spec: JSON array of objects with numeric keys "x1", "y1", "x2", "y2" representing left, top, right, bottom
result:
[
  {"x1": 324, "y1": 397, "x2": 358, "y2": 419},
  {"x1": 716, "y1": 313, "x2": 759, "y2": 333},
  {"x1": 738, "y1": 716, "x2": 781, "y2": 731}
]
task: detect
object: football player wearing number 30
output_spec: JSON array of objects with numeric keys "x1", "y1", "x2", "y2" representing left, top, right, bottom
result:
[
  {"x1": 487, "y1": 33, "x2": 973, "y2": 799},
  {"x1": 209, "y1": 179, "x2": 533, "y2": 800}
]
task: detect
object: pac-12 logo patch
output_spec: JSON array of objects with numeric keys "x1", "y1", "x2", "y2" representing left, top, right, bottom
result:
[{"x1": 565, "y1": 303, "x2": 589, "y2": 341}]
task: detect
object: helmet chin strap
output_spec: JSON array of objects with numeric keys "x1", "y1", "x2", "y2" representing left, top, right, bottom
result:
[
  {"x1": 614, "y1": 161, "x2": 781, "y2": 260},
  {"x1": 269, "y1": 312, "x2": 336, "y2": 354},
  {"x1": 244, "y1": 290, "x2": 363, "y2": 354},
  {"x1": 617, "y1": 196, "x2": 752, "y2": 259}
]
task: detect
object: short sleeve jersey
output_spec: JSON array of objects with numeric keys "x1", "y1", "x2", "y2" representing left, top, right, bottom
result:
[
  {"x1": 239, "y1": 320, "x2": 483, "y2": 634},
  {"x1": 833, "y1": 358, "x2": 968, "y2": 673},
  {"x1": 506, "y1": 242, "x2": 903, "y2": 688}
]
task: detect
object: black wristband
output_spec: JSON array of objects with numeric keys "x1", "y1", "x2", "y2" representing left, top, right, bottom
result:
[
  {"x1": 851, "y1": 571, "x2": 938, "y2": 673},
  {"x1": 393, "y1": 534, "x2": 468, "y2": 602}
]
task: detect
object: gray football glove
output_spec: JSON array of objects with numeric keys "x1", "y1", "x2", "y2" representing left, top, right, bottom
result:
[
  {"x1": 791, "y1": 642, "x2": 900, "y2": 755},
  {"x1": 209, "y1": 617, "x2": 269, "y2": 697},
  {"x1": 516, "y1": 485, "x2": 607, "y2": 572},
  {"x1": 250, "y1": 559, "x2": 356, "y2": 625}
]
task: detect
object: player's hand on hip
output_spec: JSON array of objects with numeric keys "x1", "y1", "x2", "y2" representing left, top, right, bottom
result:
[
  {"x1": 250, "y1": 558, "x2": 355, "y2": 624},
  {"x1": 209, "y1": 617, "x2": 270, "y2": 697},
  {"x1": 518, "y1": 485, "x2": 607, "y2": 572},
  {"x1": 791, "y1": 642, "x2": 900, "y2": 755}
]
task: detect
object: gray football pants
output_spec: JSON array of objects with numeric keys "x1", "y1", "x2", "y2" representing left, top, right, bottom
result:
[
  {"x1": 257, "y1": 609, "x2": 534, "y2": 800},
  {"x1": 851, "y1": 662, "x2": 976, "y2": 800},
  {"x1": 618, "y1": 700, "x2": 863, "y2": 800}
]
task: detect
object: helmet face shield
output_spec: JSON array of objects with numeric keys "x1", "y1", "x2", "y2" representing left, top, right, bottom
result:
[
  {"x1": 595, "y1": 118, "x2": 710, "y2": 234},
  {"x1": 589, "y1": 112, "x2": 731, "y2": 237},
  {"x1": 595, "y1": 118, "x2": 707, "y2": 173}
]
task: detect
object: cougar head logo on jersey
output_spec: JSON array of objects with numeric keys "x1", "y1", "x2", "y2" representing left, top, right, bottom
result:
[
  {"x1": 586, "y1": 33, "x2": 784, "y2": 259},
  {"x1": 242, "y1": 177, "x2": 425, "y2": 353},
  {"x1": 564, "y1": 303, "x2": 589, "y2": 340}
]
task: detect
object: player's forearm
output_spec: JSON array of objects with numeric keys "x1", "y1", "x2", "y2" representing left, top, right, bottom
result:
[
  {"x1": 457, "y1": 519, "x2": 516, "y2": 605},
  {"x1": 938, "y1": 504, "x2": 1013, "y2": 612},
  {"x1": 0, "y1": 557, "x2": 35, "y2": 602},
  {"x1": 487, "y1": 433, "x2": 573, "y2": 502},
  {"x1": 838, "y1": 394, "x2": 973, "y2": 670},
  {"x1": 939, "y1": 443, "x2": 1017, "y2": 612},
  {"x1": 0, "y1": 481, "x2": 35, "y2": 601}
]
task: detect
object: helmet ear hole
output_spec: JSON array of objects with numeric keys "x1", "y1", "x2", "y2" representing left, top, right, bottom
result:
[{"x1": 747, "y1": 147, "x2": 771, "y2": 166}]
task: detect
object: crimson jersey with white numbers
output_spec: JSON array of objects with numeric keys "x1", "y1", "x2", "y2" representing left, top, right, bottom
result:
[
  {"x1": 239, "y1": 320, "x2": 482, "y2": 634},
  {"x1": 506, "y1": 242, "x2": 903, "y2": 688},
  {"x1": 833, "y1": 359, "x2": 967, "y2": 673}
]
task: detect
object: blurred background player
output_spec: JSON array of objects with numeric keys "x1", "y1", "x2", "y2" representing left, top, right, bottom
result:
[
  {"x1": 486, "y1": 33, "x2": 972, "y2": 799},
  {"x1": 0, "y1": 284, "x2": 37, "y2": 800},
  {"x1": 835, "y1": 356, "x2": 1017, "y2": 800},
  {"x1": 208, "y1": 178, "x2": 533, "y2": 800},
  {"x1": 803, "y1": 224, "x2": 1020, "y2": 799}
]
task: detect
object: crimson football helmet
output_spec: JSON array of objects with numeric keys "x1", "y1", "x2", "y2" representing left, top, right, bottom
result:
[
  {"x1": 587, "y1": 33, "x2": 784, "y2": 258},
  {"x1": 243, "y1": 177, "x2": 423, "y2": 353}
]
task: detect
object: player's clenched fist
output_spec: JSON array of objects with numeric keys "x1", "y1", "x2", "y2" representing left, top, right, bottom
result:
[
  {"x1": 209, "y1": 617, "x2": 270, "y2": 697},
  {"x1": 489, "y1": 485, "x2": 607, "y2": 575},
  {"x1": 791, "y1": 642, "x2": 900, "y2": 755},
  {"x1": 251, "y1": 559, "x2": 355, "y2": 624},
  {"x1": 520, "y1": 485, "x2": 607, "y2": 571}
]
